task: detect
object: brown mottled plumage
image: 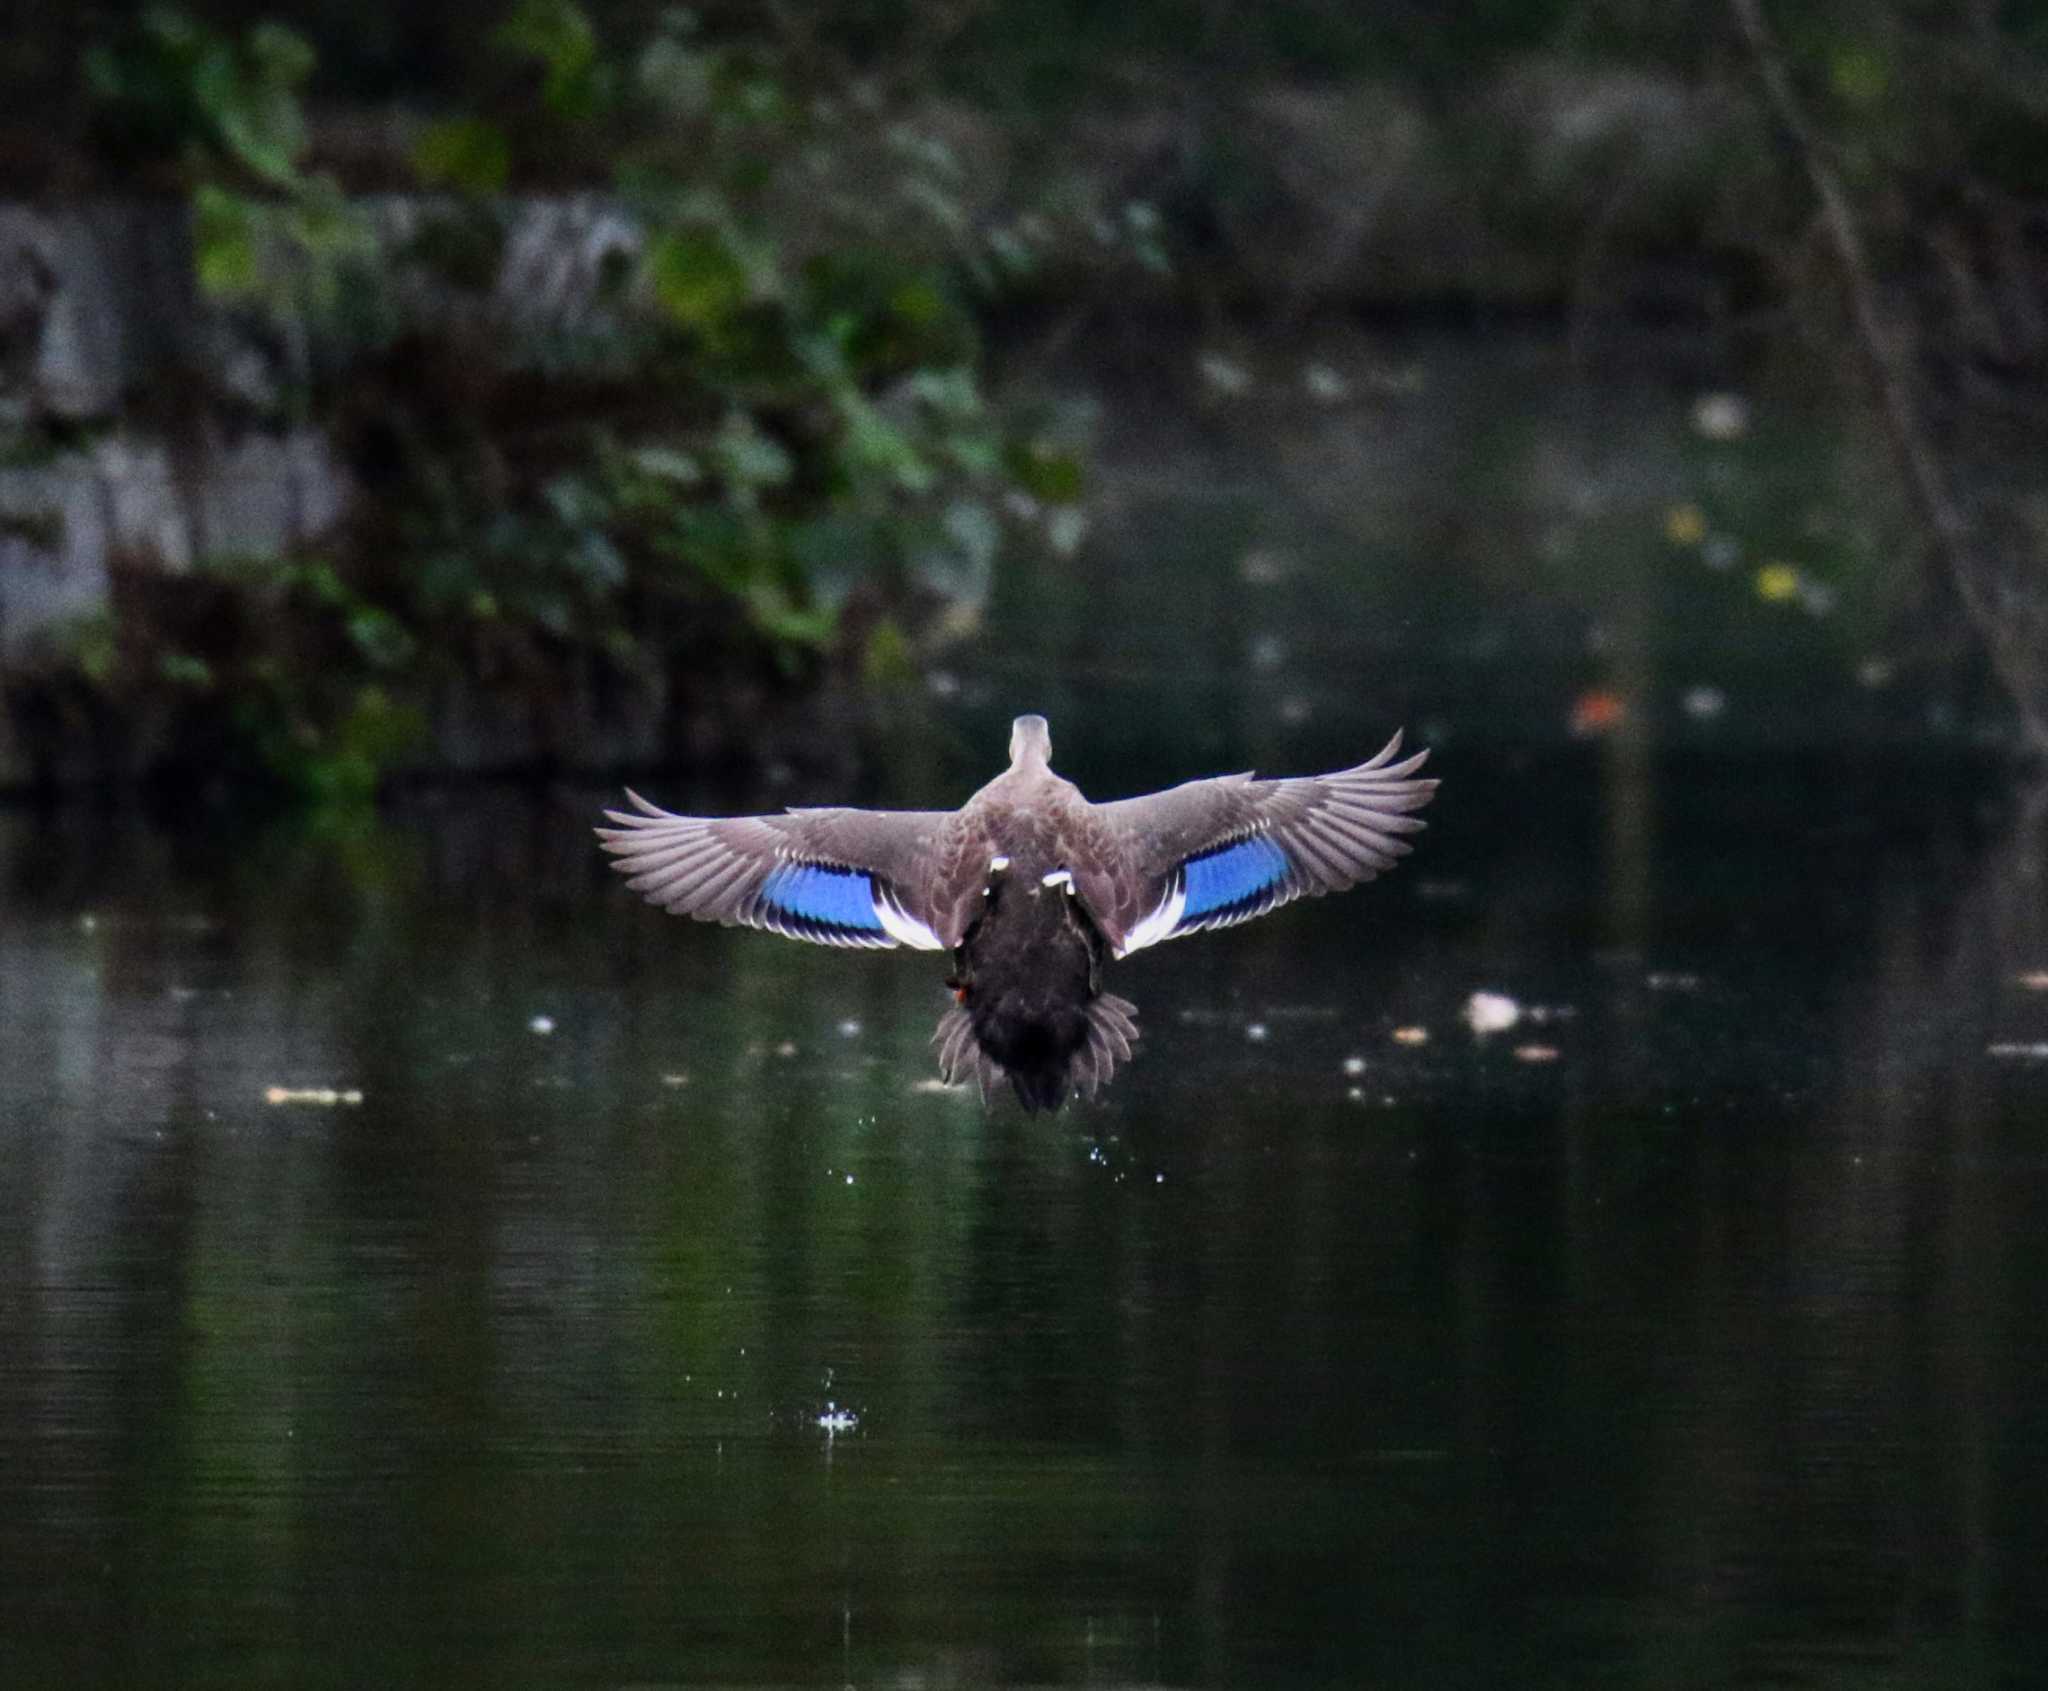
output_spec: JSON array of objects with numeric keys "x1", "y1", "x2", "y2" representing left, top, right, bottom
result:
[{"x1": 597, "y1": 715, "x2": 1436, "y2": 1111}]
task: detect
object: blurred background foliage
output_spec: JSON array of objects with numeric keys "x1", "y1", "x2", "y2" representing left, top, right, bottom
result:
[{"x1": 2, "y1": 0, "x2": 2045, "y2": 794}]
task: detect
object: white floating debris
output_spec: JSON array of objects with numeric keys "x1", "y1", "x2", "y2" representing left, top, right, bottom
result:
[
  {"x1": 2017, "y1": 972, "x2": 2048, "y2": 992},
  {"x1": 1646, "y1": 972, "x2": 1703, "y2": 992},
  {"x1": 1342, "y1": 1055, "x2": 1367, "y2": 1076},
  {"x1": 1196, "y1": 350, "x2": 1252, "y2": 396},
  {"x1": 1988, "y1": 1042, "x2": 2048, "y2": 1060},
  {"x1": 1857, "y1": 657, "x2": 1893, "y2": 689},
  {"x1": 817, "y1": 1404, "x2": 859, "y2": 1434},
  {"x1": 661, "y1": 1072, "x2": 690, "y2": 1088},
  {"x1": 844, "y1": 1173, "x2": 855, "y2": 1186},
  {"x1": 1391, "y1": 1025, "x2": 1430, "y2": 1046},
  {"x1": 774, "y1": 1041, "x2": 798, "y2": 1059},
  {"x1": 265, "y1": 1087, "x2": 364, "y2": 1107},
  {"x1": 1462, "y1": 991, "x2": 1522, "y2": 1036},
  {"x1": 1245, "y1": 1022, "x2": 1269, "y2": 1042},
  {"x1": 1238, "y1": 547, "x2": 1292, "y2": 586},
  {"x1": 1248, "y1": 633, "x2": 1287, "y2": 672},
  {"x1": 1346, "y1": 1086, "x2": 1364, "y2": 1101},
  {"x1": 1682, "y1": 685, "x2": 1726, "y2": 720},
  {"x1": 1513, "y1": 1044, "x2": 1561, "y2": 1064},
  {"x1": 1690, "y1": 392, "x2": 1750, "y2": 441},
  {"x1": 528, "y1": 1014, "x2": 556, "y2": 1036},
  {"x1": 1303, "y1": 362, "x2": 1350, "y2": 403},
  {"x1": 837, "y1": 1019, "x2": 862, "y2": 1038}
]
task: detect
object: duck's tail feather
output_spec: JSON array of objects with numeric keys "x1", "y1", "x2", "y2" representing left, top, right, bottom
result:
[
  {"x1": 1071, "y1": 993, "x2": 1140, "y2": 1101},
  {"x1": 930, "y1": 993, "x2": 1141, "y2": 1111},
  {"x1": 933, "y1": 1003, "x2": 1001, "y2": 1104}
]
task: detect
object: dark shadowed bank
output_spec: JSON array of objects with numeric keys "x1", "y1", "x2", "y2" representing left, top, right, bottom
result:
[{"x1": 2, "y1": 0, "x2": 2046, "y2": 796}]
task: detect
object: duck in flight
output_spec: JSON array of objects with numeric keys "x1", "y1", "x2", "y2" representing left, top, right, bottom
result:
[{"x1": 597, "y1": 715, "x2": 1437, "y2": 1112}]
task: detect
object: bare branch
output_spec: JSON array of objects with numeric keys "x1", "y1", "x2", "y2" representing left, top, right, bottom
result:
[{"x1": 1730, "y1": 0, "x2": 2048, "y2": 756}]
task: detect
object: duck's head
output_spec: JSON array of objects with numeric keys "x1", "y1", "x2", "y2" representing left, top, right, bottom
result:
[{"x1": 1009, "y1": 713, "x2": 1052, "y2": 770}]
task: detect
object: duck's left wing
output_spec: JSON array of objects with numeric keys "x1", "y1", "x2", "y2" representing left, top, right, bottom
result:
[
  {"x1": 597, "y1": 796, "x2": 983, "y2": 950},
  {"x1": 1077, "y1": 732, "x2": 1436, "y2": 956}
]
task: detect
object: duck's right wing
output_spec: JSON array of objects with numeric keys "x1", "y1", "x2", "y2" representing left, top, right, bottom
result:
[
  {"x1": 596, "y1": 797, "x2": 986, "y2": 950},
  {"x1": 1077, "y1": 732, "x2": 1437, "y2": 956}
]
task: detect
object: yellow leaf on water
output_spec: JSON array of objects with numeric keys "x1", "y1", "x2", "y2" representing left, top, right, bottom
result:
[
  {"x1": 1664, "y1": 504, "x2": 1707, "y2": 546},
  {"x1": 1755, "y1": 563, "x2": 1801, "y2": 602}
]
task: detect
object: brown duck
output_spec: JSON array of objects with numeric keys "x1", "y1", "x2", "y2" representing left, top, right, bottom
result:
[{"x1": 597, "y1": 715, "x2": 1437, "y2": 1111}]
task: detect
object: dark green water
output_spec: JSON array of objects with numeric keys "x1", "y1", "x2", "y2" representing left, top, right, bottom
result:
[{"x1": 6, "y1": 338, "x2": 2048, "y2": 1687}]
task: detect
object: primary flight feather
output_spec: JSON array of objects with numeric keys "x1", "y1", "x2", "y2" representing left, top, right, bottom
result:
[{"x1": 597, "y1": 714, "x2": 1437, "y2": 1111}]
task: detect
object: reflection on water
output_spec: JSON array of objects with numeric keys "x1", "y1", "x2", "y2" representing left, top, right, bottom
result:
[{"x1": 4, "y1": 744, "x2": 2047, "y2": 1689}]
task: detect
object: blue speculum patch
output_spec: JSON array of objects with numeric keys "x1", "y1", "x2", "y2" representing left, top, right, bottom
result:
[
  {"x1": 1181, "y1": 834, "x2": 1289, "y2": 922},
  {"x1": 759, "y1": 862, "x2": 885, "y2": 934}
]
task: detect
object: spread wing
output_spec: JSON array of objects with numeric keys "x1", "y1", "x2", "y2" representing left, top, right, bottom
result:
[
  {"x1": 595, "y1": 795, "x2": 984, "y2": 950},
  {"x1": 1077, "y1": 732, "x2": 1437, "y2": 956}
]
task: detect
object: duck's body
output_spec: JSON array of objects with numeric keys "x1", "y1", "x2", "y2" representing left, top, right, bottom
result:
[{"x1": 597, "y1": 715, "x2": 1436, "y2": 1111}]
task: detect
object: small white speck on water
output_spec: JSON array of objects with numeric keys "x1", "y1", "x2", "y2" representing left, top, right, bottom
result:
[
  {"x1": 528, "y1": 1014, "x2": 556, "y2": 1035},
  {"x1": 1347, "y1": 1086, "x2": 1364, "y2": 1101},
  {"x1": 1248, "y1": 634, "x2": 1286, "y2": 672},
  {"x1": 837, "y1": 1019, "x2": 861, "y2": 1037},
  {"x1": 1303, "y1": 361, "x2": 1349, "y2": 403},
  {"x1": 1691, "y1": 391, "x2": 1750, "y2": 441},
  {"x1": 264, "y1": 1086, "x2": 364, "y2": 1107},
  {"x1": 775, "y1": 1040, "x2": 798, "y2": 1059},
  {"x1": 1462, "y1": 991, "x2": 1521, "y2": 1035},
  {"x1": 1513, "y1": 1043, "x2": 1561, "y2": 1064},
  {"x1": 1391, "y1": 1026, "x2": 1429, "y2": 1046},
  {"x1": 661, "y1": 1072, "x2": 690, "y2": 1088},
  {"x1": 844, "y1": 1173, "x2": 855, "y2": 1186},
  {"x1": 1245, "y1": 1022, "x2": 1269, "y2": 1042},
  {"x1": 1342, "y1": 1055, "x2": 1366, "y2": 1076}
]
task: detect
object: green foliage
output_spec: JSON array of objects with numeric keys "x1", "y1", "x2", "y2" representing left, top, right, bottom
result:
[
  {"x1": 58, "y1": 0, "x2": 1084, "y2": 798},
  {"x1": 411, "y1": 118, "x2": 514, "y2": 193},
  {"x1": 86, "y1": 9, "x2": 376, "y2": 333},
  {"x1": 497, "y1": 0, "x2": 614, "y2": 119},
  {"x1": 84, "y1": 7, "x2": 312, "y2": 184}
]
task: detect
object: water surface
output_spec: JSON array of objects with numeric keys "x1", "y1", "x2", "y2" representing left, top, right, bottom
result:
[{"x1": 4, "y1": 336, "x2": 2048, "y2": 1688}]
